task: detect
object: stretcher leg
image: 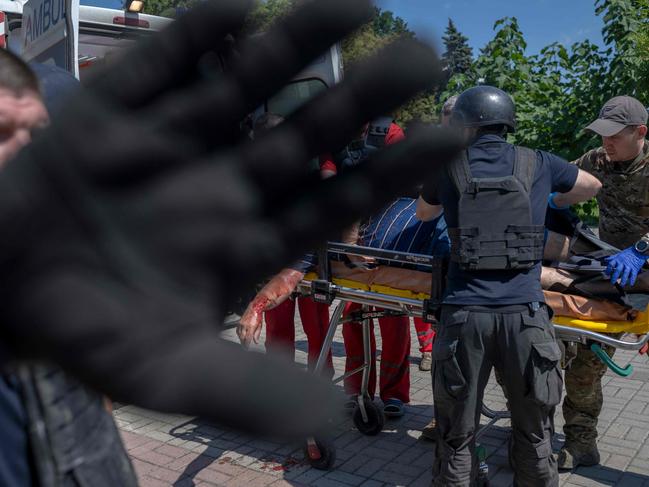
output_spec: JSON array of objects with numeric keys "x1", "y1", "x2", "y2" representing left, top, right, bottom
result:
[
  {"x1": 358, "y1": 305, "x2": 372, "y2": 421},
  {"x1": 306, "y1": 302, "x2": 345, "y2": 471},
  {"x1": 313, "y1": 301, "x2": 345, "y2": 376},
  {"x1": 351, "y1": 305, "x2": 385, "y2": 435}
]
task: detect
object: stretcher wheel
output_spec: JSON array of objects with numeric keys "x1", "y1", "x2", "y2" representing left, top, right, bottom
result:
[
  {"x1": 304, "y1": 436, "x2": 336, "y2": 470},
  {"x1": 353, "y1": 401, "x2": 385, "y2": 436}
]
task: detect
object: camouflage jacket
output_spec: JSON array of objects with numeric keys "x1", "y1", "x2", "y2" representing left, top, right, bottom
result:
[{"x1": 572, "y1": 141, "x2": 649, "y2": 249}]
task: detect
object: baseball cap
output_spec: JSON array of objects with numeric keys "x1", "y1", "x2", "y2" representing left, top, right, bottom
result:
[{"x1": 585, "y1": 95, "x2": 648, "y2": 137}]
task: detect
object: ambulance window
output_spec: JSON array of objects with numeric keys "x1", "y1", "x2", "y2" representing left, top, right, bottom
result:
[{"x1": 267, "y1": 79, "x2": 327, "y2": 117}]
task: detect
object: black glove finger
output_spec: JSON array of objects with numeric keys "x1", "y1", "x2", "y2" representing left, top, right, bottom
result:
[
  {"x1": 34, "y1": 96, "x2": 194, "y2": 186},
  {"x1": 5, "y1": 271, "x2": 341, "y2": 439},
  {"x1": 88, "y1": 0, "x2": 253, "y2": 108},
  {"x1": 153, "y1": 0, "x2": 373, "y2": 145},
  {"x1": 115, "y1": 161, "x2": 275, "y2": 285},
  {"x1": 272, "y1": 126, "x2": 463, "y2": 255},
  {"x1": 238, "y1": 39, "x2": 444, "y2": 200},
  {"x1": 203, "y1": 126, "x2": 463, "y2": 284}
]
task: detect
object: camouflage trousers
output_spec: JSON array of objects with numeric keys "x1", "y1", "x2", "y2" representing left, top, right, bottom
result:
[{"x1": 562, "y1": 341, "x2": 616, "y2": 447}]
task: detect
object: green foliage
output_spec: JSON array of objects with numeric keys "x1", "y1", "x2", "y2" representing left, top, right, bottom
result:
[
  {"x1": 440, "y1": 1, "x2": 649, "y2": 164},
  {"x1": 341, "y1": 23, "x2": 394, "y2": 66},
  {"x1": 441, "y1": 19, "x2": 473, "y2": 78},
  {"x1": 245, "y1": 0, "x2": 299, "y2": 31},
  {"x1": 372, "y1": 7, "x2": 413, "y2": 38},
  {"x1": 143, "y1": 0, "x2": 193, "y2": 17},
  {"x1": 573, "y1": 198, "x2": 600, "y2": 227}
]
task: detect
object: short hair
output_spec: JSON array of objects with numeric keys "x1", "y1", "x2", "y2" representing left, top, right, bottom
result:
[
  {"x1": 0, "y1": 49, "x2": 39, "y2": 96},
  {"x1": 442, "y1": 95, "x2": 459, "y2": 117},
  {"x1": 253, "y1": 112, "x2": 284, "y2": 134}
]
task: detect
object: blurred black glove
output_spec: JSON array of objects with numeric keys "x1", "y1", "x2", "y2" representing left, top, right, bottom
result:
[{"x1": 0, "y1": 0, "x2": 462, "y2": 438}]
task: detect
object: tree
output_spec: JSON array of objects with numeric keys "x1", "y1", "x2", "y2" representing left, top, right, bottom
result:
[
  {"x1": 245, "y1": 0, "x2": 299, "y2": 31},
  {"x1": 144, "y1": 0, "x2": 192, "y2": 17},
  {"x1": 372, "y1": 7, "x2": 413, "y2": 38},
  {"x1": 441, "y1": 19, "x2": 473, "y2": 79},
  {"x1": 596, "y1": 0, "x2": 649, "y2": 102}
]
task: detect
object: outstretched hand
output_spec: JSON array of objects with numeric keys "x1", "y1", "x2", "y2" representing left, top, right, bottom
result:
[{"x1": 0, "y1": 0, "x2": 463, "y2": 438}]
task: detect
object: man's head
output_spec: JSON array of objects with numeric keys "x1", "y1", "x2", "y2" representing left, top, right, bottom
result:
[
  {"x1": 440, "y1": 95, "x2": 458, "y2": 127},
  {"x1": 451, "y1": 85, "x2": 516, "y2": 141},
  {"x1": 586, "y1": 96, "x2": 648, "y2": 162},
  {"x1": 0, "y1": 50, "x2": 48, "y2": 166}
]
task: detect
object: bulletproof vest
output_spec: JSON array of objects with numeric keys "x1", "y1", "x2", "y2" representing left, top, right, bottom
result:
[
  {"x1": 334, "y1": 116, "x2": 392, "y2": 172},
  {"x1": 447, "y1": 146, "x2": 545, "y2": 271}
]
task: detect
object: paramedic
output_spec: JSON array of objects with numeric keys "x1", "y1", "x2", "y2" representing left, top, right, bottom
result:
[
  {"x1": 336, "y1": 121, "x2": 416, "y2": 418},
  {"x1": 416, "y1": 85, "x2": 601, "y2": 486},
  {"x1": 561, "y1": 95, "x2": 649, "y2": 470}
]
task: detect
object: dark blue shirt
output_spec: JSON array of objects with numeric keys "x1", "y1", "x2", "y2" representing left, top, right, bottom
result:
[{"x1": 421, "y1": 134, "x2": 578, "y2": 305}]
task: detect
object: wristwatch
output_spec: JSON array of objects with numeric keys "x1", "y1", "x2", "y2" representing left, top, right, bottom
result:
[{"x1": 634, "y1": 238, "x2": 649, "y2": 255}]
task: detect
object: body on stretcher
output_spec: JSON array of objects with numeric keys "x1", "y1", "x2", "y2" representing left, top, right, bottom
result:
[{"x1": 298, "y1": 242, "x2": 649, "y2": 378}]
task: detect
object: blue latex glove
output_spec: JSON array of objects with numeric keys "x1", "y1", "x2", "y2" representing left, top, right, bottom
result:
[
  {"x1": 548, "y1": 192, "x2": 569, "y2": 210},
  {"x1": 605, "y1": 247, "x2": 648, "y2": 287}
]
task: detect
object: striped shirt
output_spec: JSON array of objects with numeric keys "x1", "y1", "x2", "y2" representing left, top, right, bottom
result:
[{"x1": 293, "y1": 197, "x2": 449, "y2": 272}]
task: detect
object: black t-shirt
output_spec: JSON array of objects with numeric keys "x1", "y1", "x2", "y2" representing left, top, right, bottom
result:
[{"x1": 420, "y1": 134, "x2": 579, "y2": 305}]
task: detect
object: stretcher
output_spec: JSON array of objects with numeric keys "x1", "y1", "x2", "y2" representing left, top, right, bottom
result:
[{"x1": 294, "y1": 242, "x2": 649, "y2": 470}]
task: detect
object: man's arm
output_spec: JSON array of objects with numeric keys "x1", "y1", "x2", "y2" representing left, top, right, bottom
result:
[
  {"x1": 416, "y1": 196, "x2": 443, "y2": 222},
  {"x1": 551, "y1": 169, "x2": 602, "y2": 207}
]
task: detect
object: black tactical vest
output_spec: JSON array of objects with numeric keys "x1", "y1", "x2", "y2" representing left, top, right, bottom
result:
[
  {"x1": 447, "y1": 146, "x2": 545, "y2": 271},
  {"x1": 334, "y1": 117, "x2": 392, "y2": 172}
]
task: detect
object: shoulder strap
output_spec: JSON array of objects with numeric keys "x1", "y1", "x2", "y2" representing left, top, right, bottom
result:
[
  {"x1": 447, "y1": 151, "x2": 472, "y2": 195},
  {"x1": 512, "y1": 146, "x2": 537, "y2": 193}
]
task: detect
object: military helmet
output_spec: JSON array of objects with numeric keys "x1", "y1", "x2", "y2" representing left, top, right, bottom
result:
[{"x1": 451, "y1": 85, "x2": 516, "y2": 133}]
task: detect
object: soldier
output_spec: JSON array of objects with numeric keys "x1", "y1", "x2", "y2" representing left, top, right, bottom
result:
[
  {"x1": 560, "y1": 95, "x2": 649, "y2": 470},
  {"x1": 417, "y1": 85, "x2": 601, "y2": 486}
]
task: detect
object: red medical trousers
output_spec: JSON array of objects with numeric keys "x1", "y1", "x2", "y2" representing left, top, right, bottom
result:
[
  {"x1": 264, "y1": 297, "x2": 334, "y2": 378},
  {"x1": 342, "y1": 302, "x2": 410, "y2": 403},
  {"x1": 414, "y1": 317, "x2": 435, "y2": 353}
]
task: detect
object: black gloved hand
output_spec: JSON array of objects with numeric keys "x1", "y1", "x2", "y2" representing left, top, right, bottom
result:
[{"x1": 0, "y1": 0, "x2": 462, "y2": 437}]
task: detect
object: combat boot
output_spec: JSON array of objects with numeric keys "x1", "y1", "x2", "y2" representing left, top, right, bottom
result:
[
  {"x1": 557, "y1": 443, "x2": 600, "y2": 470},
  {"x1": 421, "y1": 418, "x2": 437, "y2": 440}
]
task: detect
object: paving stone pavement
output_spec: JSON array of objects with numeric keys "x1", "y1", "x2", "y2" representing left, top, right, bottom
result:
[{"x1": 114, "y1": 308, "x2": 649, "y2": 486}]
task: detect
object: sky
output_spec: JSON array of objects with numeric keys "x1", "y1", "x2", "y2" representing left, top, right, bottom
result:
[{"x1": 374, "y1": 0, "x2": 605, "y2": 55}]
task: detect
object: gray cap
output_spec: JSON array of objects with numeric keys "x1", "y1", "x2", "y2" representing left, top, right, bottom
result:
[{"x1": 586, "y1": 96, "x2": 648, "y2": 136}]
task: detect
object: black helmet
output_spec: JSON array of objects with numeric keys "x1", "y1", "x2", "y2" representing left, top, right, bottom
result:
[{"x1": 451, "y1": 85, "x2": 516, "y2": 132}]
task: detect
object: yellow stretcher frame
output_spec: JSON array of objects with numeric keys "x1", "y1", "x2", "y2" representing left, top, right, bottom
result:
[{"x1": 304, "y1": 272, "x2": 649, "y2": 335}]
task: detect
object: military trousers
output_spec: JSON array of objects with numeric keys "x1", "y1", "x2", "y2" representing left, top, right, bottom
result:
[
  {"x1": 432, "y1": 304, "x2": 562, "y2": 487},
  {"x1": 562, "y1": 341, "x2": 616, "y2": 448}
]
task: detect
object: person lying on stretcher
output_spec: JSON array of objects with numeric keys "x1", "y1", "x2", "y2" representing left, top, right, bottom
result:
[{"x1": 239, "y1": 202, "x2": 649, "y2": 341}]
